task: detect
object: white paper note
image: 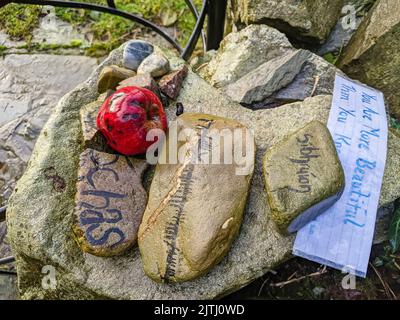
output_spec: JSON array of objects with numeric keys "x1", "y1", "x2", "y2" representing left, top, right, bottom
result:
[{"x1": 293, "y1": 74, "x2": 388, "y2": 277}]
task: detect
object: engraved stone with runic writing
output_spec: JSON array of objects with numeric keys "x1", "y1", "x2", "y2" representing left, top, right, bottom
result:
[
  {"x1": 73, "y1": 149, "x2": 148, "y2": 256},
  {"x1": 263, "y1": 120, "x2": 345, "y2": 235},
  {"x1": 138, "y1": 113, "x2": 255, "y2": 283}
]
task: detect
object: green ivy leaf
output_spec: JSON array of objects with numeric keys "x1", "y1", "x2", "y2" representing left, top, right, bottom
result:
[{"x1": 389, "y1": 208, "x2": 400, "y2": 253}]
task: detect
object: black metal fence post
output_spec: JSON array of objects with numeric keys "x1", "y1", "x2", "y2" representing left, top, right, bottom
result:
[{"x1": 206, "y1": 0, "x2": 227, "y2": 51}]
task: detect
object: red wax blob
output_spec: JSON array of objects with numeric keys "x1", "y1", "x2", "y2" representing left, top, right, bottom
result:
[{"x1": 96, "y1": 86, "x2": 168, "y2": 155}]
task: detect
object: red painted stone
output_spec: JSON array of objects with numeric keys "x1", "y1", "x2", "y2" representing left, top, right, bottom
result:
[{"x1": 96, "y1": 86, "x2": 167, "y2": 155}]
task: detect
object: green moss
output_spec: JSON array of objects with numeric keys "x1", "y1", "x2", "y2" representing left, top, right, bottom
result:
[
  {"x1": 54, "y1": 0, "x2": 202, "y2": 50},
  {"x1": 0, "y1": 44, "x2": 6, "y2": 56},
  {"x1": 69, "y1": 39, "x2": 83, "y2": 47},
  {"x1": 0, "y1": 4, "x2": 41, "y2": 41},
  {"x1": 0, "y1": 1, "x2": 202, "y2": 56},
  {"x1": 323, "y1": 52, "x2": 339, "y2": 65},
  {"x1": 17, "y1": 41, "x2": 84, "y2": 53}
]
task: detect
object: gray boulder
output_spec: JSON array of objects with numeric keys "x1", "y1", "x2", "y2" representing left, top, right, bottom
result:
[
  {"x1": 232, "y1": 0, "x2": 344, "y2": 43},
  {"x1": 338, "y1": 0, "x2": 400, "y2": 119},
  {"x1": 318, "y1": 0, "x2": 375, "y2": 56},
  {"x1": 6, "y1": 44, "x2": 400, "y2": 299},
  {"x1": 199, "y1": 24, "x2": 294, "y2": 88},
  {"x1": 225, "y1": 50, "x2": 311, "y2": 105},
  {"x1": 200, "y1": 25, "x2": 341, "y2": 108}
]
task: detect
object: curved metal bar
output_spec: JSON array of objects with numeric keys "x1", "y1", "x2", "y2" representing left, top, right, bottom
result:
[
  {"x1": 184, "y1": 0, "x2": 206, "y2": 53},
  {"x1": 11, "y1": 0, "x2": 182, "y2": 53},
  {"x1": 0, "y1": 205, "x2": 5, "y2": 222},
  {"x1": 206, "y1": 0, "x2": 227, "y2": 50},
  {"x1": 182, "y1": 0, "x2": 207, "y2": 60}
]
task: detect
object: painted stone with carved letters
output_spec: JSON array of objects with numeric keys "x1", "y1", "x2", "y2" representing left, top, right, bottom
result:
[
  {"x1": 263, "y1": 120, "x2": 345, "y2": 235},
  {"x1": 73, "y1": 148, "x2": 148, "y2": 256},
  {"x1": 138, "y1": 113, "x2": 255, "y2": 283}
]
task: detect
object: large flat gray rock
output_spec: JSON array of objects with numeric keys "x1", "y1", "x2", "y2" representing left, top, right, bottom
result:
[
  {"x1": 6, "y1": 44, "x2": 400, "y2": 299},
  {"x1": 232, "y1": 0, "x2": 344, "y2": 43},
  {"x1": 225, "y1": 49, "x2": 311, "y2": 105},
  {"x1": 200, "y1": 25, "x2": 343, "y2": 109},
  {"x1": 199, "y1": 25, "x2": 294, "y2": 89}
]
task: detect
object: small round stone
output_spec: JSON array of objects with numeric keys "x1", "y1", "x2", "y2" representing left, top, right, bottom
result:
[
  {"x1": 137, "y1": 53, "x2": 170, "y2": 78},
  {"x1": 123, "y1": 40, "x2": 154, "y2": 71}
]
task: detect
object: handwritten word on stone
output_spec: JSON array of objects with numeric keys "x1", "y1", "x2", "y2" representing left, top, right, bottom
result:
[
  {"x1": 294, "y1": 74, "x2": 388, "y2": 277},
  {"x1": 263, "y1": 120, "x2": 345, "y2": 235},
  {"x1": 74, "y1": 148, "x2": 147, "y2": 256}
]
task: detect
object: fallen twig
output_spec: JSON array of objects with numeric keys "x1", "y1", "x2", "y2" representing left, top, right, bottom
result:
[
  {"x1": 270, "y1": 265, "x2": 327, "y2": 288},
  {"x1": 310, "y1": 75, "x2": 320, "y2": 97},
  {"x1": 195, "y1": 62, "x2": 209, "y2": 72},
  {"x1": 369, "y1": 262, "x2": 397, "y2": 300},
  {"x1": 257, "y1": 269, "x2": 278, "y2": 296},
  {"x1": 287, "y1": 271, "x2": 298, "y2": 281},
  {"x1": 258, "y1": 277, "x2": 270, "y2": 297},
  {"x1": 393, "y1": 261, "x2": 400, "y2": 272}
]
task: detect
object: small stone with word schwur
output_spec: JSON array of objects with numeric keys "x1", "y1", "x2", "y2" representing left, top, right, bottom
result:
[
  {"x1": 73, "y1": 149, "x2": 148, "y2": 256},
  {"x1": 263, "y1": 120, "x2": 345, "y2": 235},
  {"x1": 138, "y1": 113, "x2": 255, "y2": 283}
]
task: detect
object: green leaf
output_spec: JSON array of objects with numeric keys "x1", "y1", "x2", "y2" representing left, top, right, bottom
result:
[{"x1": 389, "y1": 208, "x2": 400, "y2": 253}]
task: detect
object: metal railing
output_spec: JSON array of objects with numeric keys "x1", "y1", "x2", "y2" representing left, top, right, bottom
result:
[{"x1": 0, "y1": 0, "x2": 228, "y2": 60}]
